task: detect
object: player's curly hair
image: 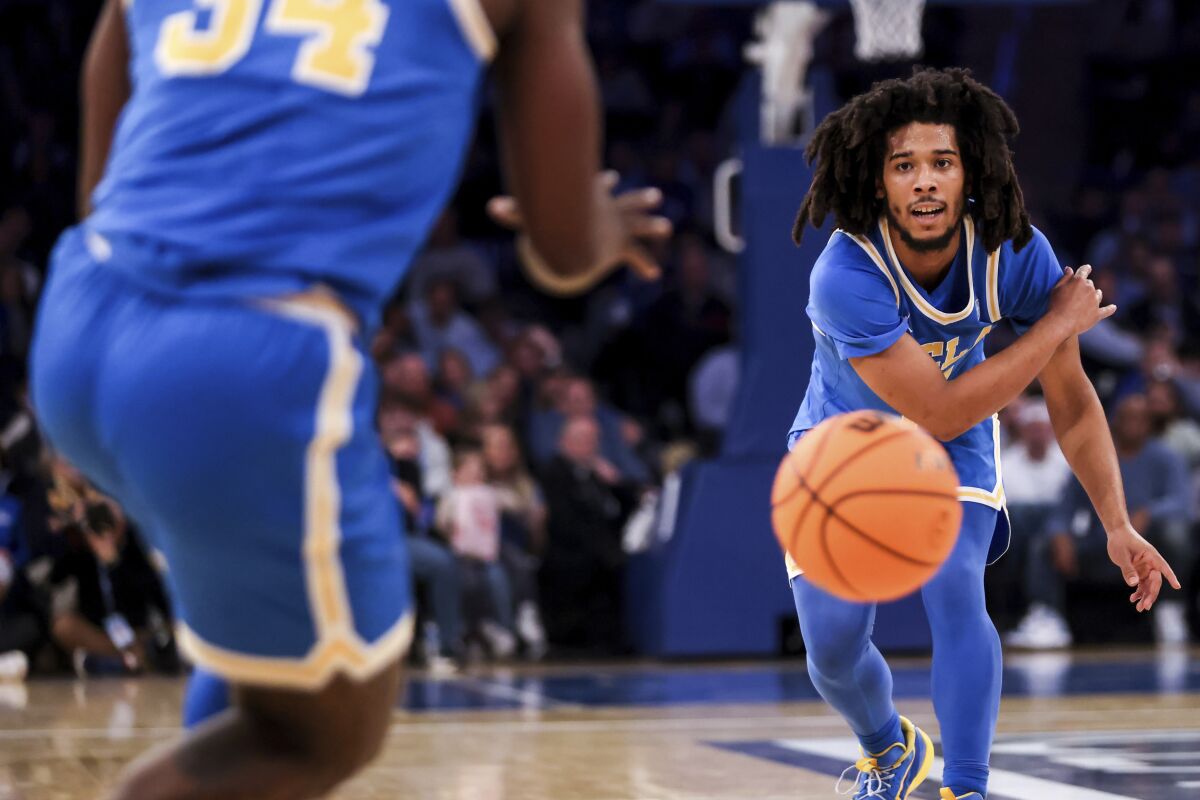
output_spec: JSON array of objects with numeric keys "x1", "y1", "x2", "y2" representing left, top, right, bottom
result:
[{"x1": 793, "y1": 67, "x2": 1032, "y2": 254}]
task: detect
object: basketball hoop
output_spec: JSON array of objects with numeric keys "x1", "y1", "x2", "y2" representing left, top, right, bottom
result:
[{"x1": 849, "y1": 0, "x2": 926, "y2": 62}]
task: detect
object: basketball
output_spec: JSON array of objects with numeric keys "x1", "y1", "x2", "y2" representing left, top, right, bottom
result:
[{"x1": 772, "y1": 411, "x2": 963, "y2": 602}]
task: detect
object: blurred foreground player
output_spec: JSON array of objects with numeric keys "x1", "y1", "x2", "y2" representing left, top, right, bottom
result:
[
  {"x1": 30, "y1": 0, "x2": 669, "y2": 797},
  {"x1": 787, "y1": 68, "x2": 1179, "y2": 800}
]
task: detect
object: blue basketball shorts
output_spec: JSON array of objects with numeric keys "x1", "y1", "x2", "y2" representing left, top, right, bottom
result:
[{"x1": 30, "y1": 227, "x2": 413, "y2": 690}]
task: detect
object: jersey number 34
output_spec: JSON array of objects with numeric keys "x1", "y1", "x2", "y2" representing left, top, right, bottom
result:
[{"x1": 155, "y1": 0, "x2": 389, "y2": 96}]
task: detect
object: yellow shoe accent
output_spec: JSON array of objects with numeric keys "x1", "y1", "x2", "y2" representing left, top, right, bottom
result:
[
  {"x1": 899, "y1": 716, "x2": 934, "y2": 799},
  {"x1": 940, "y1": 790, "x2": 985, "y2": 800}
]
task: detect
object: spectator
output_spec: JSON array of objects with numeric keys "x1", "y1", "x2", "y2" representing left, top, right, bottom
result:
[
  {"x1": 405, "y1": 209, "x2": 497, "y2": 305},
  {"x1": 381, "y1": 350, "x2": 459, "y2": 440},
  {"x1": 1147, "y1": 378, "x2": 1200, "y2": 469},
  {"x1": 379, "y1": 406, "x2": 464, "y2": 670},
  {"x1": 379, "y1": 399, "x2": 452, "y2": 503},
  {"x1": 409, "y1": 278, "x2": 500, "y2": 379},
  {"x1": 435, "y1": 348, "x2": 475, "y2": 412},
  {"x1": 1009, "y1": 394, "x2": 1192, "y2": 649},
  {"x1": 688, "y1": 343, "x2": 740, "y2": 455},
  {"x1": 481, "y1": 424, "x2": 548, "y2": 659},
  {"x1": 527, "y1": 376, "x2": 652, "y2": 483},
  {"x1": 48, "y1": 500, "x2": 176, "y2": 676},
  {"x1": 435, "y1": 449, "x2": 516, "y2": 659},
  {"x1": 994, "y1": 399, "x2": 1072, "y2": 631},
  {"x1": 639, "y1": 233, "x2": 733, "y2": 433},
  {"x1": 539, "y1": 416, "x2": 637, "y2": 653}
]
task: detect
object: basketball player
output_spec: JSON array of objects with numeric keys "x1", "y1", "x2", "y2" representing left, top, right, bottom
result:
[
  {"x1": 30, "y1": 0, "x2": 669, "y2": 797},
  {"x1": 788, "y1": 68, "x2": 1179, "y2": 800}
]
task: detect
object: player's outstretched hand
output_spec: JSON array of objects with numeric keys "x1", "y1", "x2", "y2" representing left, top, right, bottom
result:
[
  {"x1": 1106, "y1": 523, "x2": 1181, "y2": 612},
  {"x1": 1047, "y1": 264, "x2": 1117, "y2": 338},
  {"x1": 487, "y1": 171, "x2": 672, "y2": 291}
]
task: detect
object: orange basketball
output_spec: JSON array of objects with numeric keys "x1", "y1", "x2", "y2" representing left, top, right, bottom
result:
[{"x1": 771, "y1": 410, "x2": 962, "y2": 602}]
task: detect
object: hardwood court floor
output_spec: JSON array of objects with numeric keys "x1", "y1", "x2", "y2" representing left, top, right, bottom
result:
[{"x1": 0, "y1": 648, "x2": 1197, "y2": 799}]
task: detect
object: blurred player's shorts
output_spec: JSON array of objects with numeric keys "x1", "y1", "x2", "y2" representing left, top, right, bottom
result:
[{"x1": 30, "y1": 226, "x2": 413, "y2": 689}]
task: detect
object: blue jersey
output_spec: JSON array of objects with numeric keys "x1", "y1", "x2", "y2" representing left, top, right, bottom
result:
[
  {"x1": 790, "y1": 216, "x2": 1063, "y2": 514},
  {"x1": 88, "y1": 0, "x2": 494, "y2": 326}
]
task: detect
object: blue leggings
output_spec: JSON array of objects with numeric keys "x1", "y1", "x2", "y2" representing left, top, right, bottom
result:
[
  {"x1": 183, "y1": 668, "x2": 231, "y2": 729},
  {"x1": 792, "y1": 502, "x2": 1002, "y2": 796}
]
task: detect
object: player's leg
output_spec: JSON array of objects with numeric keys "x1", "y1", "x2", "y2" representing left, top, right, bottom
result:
[
  {"x1": 920, "y1": 502, "x2": 1002, "y2": 798},
  {"x1": 113, "y1": 661, "x2": 401, "y2": 800},
  {"x1": 791, "y1": 577, "x2": 901, "y2": 752},
  {"x1": 32, "y1": 236, "x2": 413, "y2": 799}
]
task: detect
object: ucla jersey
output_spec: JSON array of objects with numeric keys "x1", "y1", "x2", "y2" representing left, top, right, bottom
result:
[
  {"x1": 88, "y1": 0, "x2": 494, "y2": 325},
  {"x1": 790, "y1": 217, "x2": 1063, "y2": 554}
]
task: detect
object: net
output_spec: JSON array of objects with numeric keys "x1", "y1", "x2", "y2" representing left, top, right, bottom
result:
[{"x1": 848, "y1": 0, "x2": 926, "y2": 61}]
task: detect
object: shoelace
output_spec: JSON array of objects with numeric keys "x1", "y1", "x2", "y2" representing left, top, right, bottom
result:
[{"x1": 835, "y1": 756, "x2": 897, "y2": 798}]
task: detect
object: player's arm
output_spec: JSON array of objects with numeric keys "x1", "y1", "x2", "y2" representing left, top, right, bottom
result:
[
  {"x1": 488, "y1": 0, "x2": 669, "y2": 293},
  {"x1": 850, "y1": 266, "x2": 1112, "y2": 442},
  {"x1": 1038, "y1": 336, "x2": 1181, "y2": 611},
  {"x1": 78, "y1": 0, "x2": 131, "y2": 218}
]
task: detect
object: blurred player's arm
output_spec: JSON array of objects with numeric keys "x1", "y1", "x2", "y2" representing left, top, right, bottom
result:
[
  {"x1": 1038, "y1": 335, "x2": 1180, "y2": 610},
  {"x1": 850, "y1": 266, "x2": 1111, "y2": 442},
  {"x1": 78, "y1": 0, "x2": 130, "y2": 218},
  {"x1": 489, "y1": 0, "x2": 670, "y2": 294}
]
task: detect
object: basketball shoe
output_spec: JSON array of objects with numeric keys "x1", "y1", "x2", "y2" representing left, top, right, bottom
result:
[{"x1": 836, "y1": 716, "x2": 933, "y2": 799}]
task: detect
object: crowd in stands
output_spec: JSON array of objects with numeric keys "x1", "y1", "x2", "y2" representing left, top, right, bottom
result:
[{"x1": 0, "y1": 0, "x2": 1197, "y2": 682}]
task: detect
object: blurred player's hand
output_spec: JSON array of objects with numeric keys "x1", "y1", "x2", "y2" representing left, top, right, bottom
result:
[
  {"x1": 1106, "y1": 523, "x2": 1181, "y2": 612},
  {"x1": 1046, "y1": 265, "x2": 1117, "y2": 337},
  {"x1": 488, "y1": 172, "x2": 672, "y2": 292}
]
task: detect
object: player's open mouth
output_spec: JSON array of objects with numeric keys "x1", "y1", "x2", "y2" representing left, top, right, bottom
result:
[{"x1": 911, "y1": 205, "x2": 945, "y2": 220}]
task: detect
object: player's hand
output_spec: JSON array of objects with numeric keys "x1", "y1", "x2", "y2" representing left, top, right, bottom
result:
[
  {"x1": 487, "y1": 171, "x2": 672, "y2": 284},
  {"x1": 1106, "y1": 523, "x2": 1181, "y2": 612},
  {"x1": 1046, "y1": 265, "x2": 1117, "y2": 338}
]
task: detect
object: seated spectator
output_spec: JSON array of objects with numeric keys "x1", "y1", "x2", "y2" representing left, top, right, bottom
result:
[
  {"x1": 405, "y1": 209, "x2": 497, "y2": 305},
  {"x1": 435, "y1": 348, "x2": 475, "y2": 413},
  {"x1": 1010, "y1": 394, "x2": 1192, "y2": 649},
  {"x1": 1146, "y1": 378, "x2": 1200, "y2": 468},
  {"x1": 381, "y1": 351, "x2": 458, "y2": 438},
  {"x1": 379, "y1": 399, "x2": 452, "y2": 501},
  {"x1": 379, "y1": 410, "x2": 463, "y2": 670},
  {"x1": 48, "y1": 500, "x2": 176, "y2": 676},
  {"x1": 994, "y1": 399, "x2": 1071, "y2": 631},
  {"x1": 409, "y1": 277, "x2": 500, "y2": 379},
  {"x1": 527, "y1": 376, "x2": 652, "y2": 484},
  {"x1": 688, "y1": 343, "x2": 740, "y2": 456},
  {"x1": 539, "y1": 416, "x2": 638, "y2": 653},
  {"x1": 481, "y1": 424, "x2": 547, "y2": 659},
  {"x1": 435, "y1": 449, "x2": 516, "y2": 658}
]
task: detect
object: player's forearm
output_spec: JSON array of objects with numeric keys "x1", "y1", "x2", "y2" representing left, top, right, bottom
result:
[
  {"x1": 935, "y1": 316, "x2": 1071, "y2": 440},
  {"x1": 78, "y1": 0, "x2": 130, "y2": 219},
  {"x1": 492, "y1": 0, "x2": 618, "y2": 277},
  {"x1": 1045, "y1": 378, "x2": 1130, "y2": 533}
]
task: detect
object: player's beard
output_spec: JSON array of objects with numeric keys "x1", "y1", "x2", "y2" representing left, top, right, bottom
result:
[{"x1": 885, "y1": 202, "x2": 965, "y2": 254}]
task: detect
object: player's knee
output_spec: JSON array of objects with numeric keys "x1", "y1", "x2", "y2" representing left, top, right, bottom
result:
[
  {"x1": 923, "y1": 559, "x2": 987, "y2": 624},
  {"x1": 240, "y1": 660, "x2": 402, "y2": 795}
]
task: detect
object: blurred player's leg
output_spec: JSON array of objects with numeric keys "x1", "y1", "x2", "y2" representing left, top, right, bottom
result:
[
  {"x1": 32, "y1": 231, "x2": 413, "y2": 799},
  {"x1": 921, "y1": 503, "x2": 1002, "y2": 798},
  {"x1": 113, "y1": 662, "x2": 401, "y2": 800}
]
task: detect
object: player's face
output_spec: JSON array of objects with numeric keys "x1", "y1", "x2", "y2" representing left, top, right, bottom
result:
[{"x1": 879, "y1": 123, "x2": 966, "y2": 253}]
